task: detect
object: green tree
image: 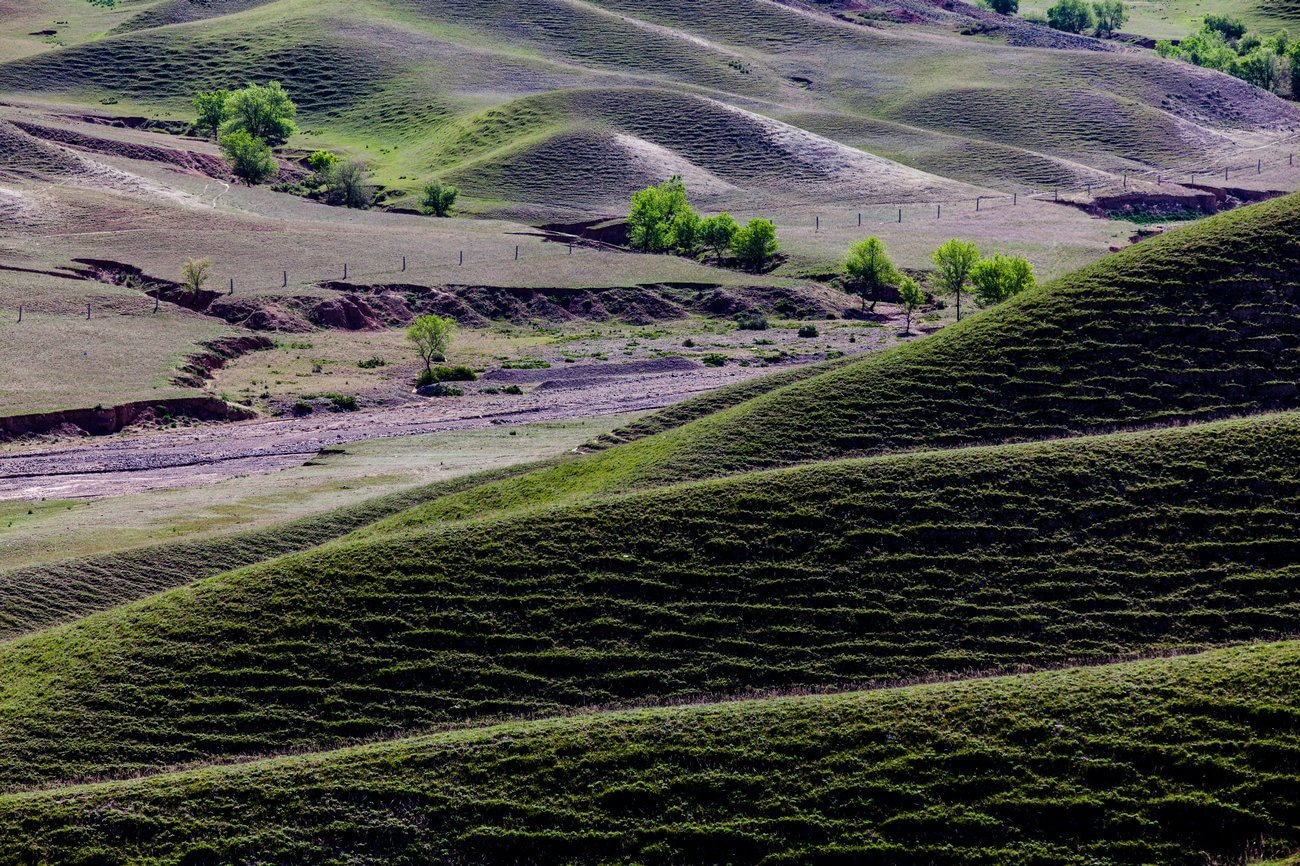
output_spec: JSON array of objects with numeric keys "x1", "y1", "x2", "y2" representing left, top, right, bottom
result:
[
  {"x1": 732, "y1": 218, "x2": 779, "y2": 272},
  {"x1": 844, "y1": 236, "x2": 898, "y2": 312},
  {"x1": 192, "y1": 90, "x2": 229, "y2": 139},
  {"x1": 1046, "y1": 0, "x2": 1094, "y2": 33},
  {"x1": 897, "y1": 276, "x2": 926, "y2": 335},
  {"x1": 673, "y1": 208, "x2": 702, "y2": 255},
  {"x1": 180, "y1": 257, "x2": 212, "y2": 296},
  {"x1": 970, "y1": 254, "x2": 1036, "y2": 307},
  {"x1": 930, "y1": 238, "x2": 981, "y2": 321},
  {"x1": 407, "y1": 314, "x2": 457, "y2": 376},
  {"x1": 986, "y1": 0, "x2": 1018, "y2": 14},
  {"x1": 306, "y1": 150, "x2": 338, "y2": 185},
  {"x1": 420, "y1": 180, "x2": 459, "y2": 217},
  {"x1": 221, "y1": 81, "x2": 297, "y2": 145},
  {"x1": 628, "y1": 176, "x2": 694, "y2": 253},
  {"x1": 1203, "y1": 14, "x2": 1246, "y2": 41},
  {"x1": 325, "y1": 160, "x2": 374, "y2": 209},
  {"x1": 1093, "y1": 0, "x2": 1127, "y2": 35},
  {"x1": 700, "y1": 213, "x2": 739, "y2": 264},
  {"x1": 219, "y1": 130, "x2": 276, "y2": 185}
]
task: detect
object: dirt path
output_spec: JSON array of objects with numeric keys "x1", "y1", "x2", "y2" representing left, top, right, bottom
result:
[{"x1": 0, "y1": 362, "x2": 807, "y2": 500}]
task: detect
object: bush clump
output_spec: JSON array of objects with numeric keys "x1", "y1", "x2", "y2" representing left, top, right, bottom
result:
[
  {"x1": 736, "y1": 313, "x2": 769, "y2": 331},
  {"x1": 416, "y1": 366, "x2": 478, "y2": 387},
  {"x1": 701, "y1": 353, "x2": 727, "y2": 367},
  {"x1": 798, "y1": 324, "x2": 819, "y2": 338}
]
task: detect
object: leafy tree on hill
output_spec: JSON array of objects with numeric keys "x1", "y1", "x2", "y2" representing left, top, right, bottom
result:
[
  {"x1": 970, "y1": 253, "x2": 1036, "y2": 306},
  {"x1": 1204, "y1": 14, "x2": 1247, "y2": 41},
  {"x1": 897, "y1": 275, "x2": 926, "y2": 335},
  {"x1": 1046, "y1": 0, "x2": 1094, "y2": 33},
  {"x1": 732, "y1": 218, "x2": 779, "y2": 272},
  {"x1": 180, "y1": 257, "x2": 212, "y2": 296},
  {"x1": 191, "y1": 89, "x2": 229, "y2": 139},
  {"x1": 930, "y1": 238, "x2": 981, "y2": 322},
  {"x1": 421, "y1": 180, "x2": 459, "y2": 217},
  {"x1": 673, "y1": 208, "x2": 702, "y2": 255},
  {"x1": 700, "y1": 213, "x2": 739, "y2": 264},
  {"x1": 628, "y1": 176, "x2": 696, "y2": 253},
  {"x1": 984, "y1": 0, "x2": 1018, "y2": 14},
  {"x1": 407, "y1": 314, "x2": 457, "y2": 377},
  {"x1": 1093, "y1": 0, "x2": 1127, "y2": 36},
  {"x1": 221, "y1": 81, "x2": 297, "y2": 145},
  {"x1": 844, "y1": 236, "x2": 898, "y2": 312},
  {"x1": 219, "y1": 130, "x2": 276, "y2": 185},
  {"x1": 306, "y1": 150, "x2": 338, "y2": 184}
]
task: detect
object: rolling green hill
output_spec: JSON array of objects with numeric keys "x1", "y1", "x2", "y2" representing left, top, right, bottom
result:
[
  {"x1": 4, "y1": 639, "x2": 1300, "y2": 865},
  {"x1": 1, "y1": 0, "x2": 1293, "y2": 214},
  {"x1": 0, "y1": 411, "x2": 1295, "y2": 791}
]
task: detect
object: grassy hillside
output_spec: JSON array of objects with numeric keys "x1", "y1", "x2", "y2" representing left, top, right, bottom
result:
[
  {"x1": 5, "y1": 639, "x2": 1300, "y2": 864},
  {"x1": 0, "y1": 412, "x2": 1295, "y2": 789},
  {"x1": 2, "y1": 0, "x2": 1293, "y2": 214},
  {"x1": 374, "y1": 190, "x2": 1300, "y2": 531}
]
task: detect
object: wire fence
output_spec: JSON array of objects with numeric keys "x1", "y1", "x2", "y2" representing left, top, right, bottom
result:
[{"x1": 6, "y1": 134, "x2": 1300, "y2": 322}]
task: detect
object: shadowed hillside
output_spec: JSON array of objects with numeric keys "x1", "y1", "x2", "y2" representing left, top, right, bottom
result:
[
  {"x1": 0, "y1": 412, "x2": 1295, "y2": 790},
  {"x1": 4, "y1": 639, "x2": 1300, "y2": 864}
]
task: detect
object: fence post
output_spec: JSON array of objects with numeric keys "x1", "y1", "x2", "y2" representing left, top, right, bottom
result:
[
  {"x1": 343, "y1": 263, "x2": 348, "y2": 280},
  {"x1": 937, "y1": 204, "x2": 941, "y2": 218},
  {"x1": 515, "y1": 245, "x2": 520, "y2": 260},
  {"x1": 16, "y1": 305, "x2": 21, "y2": 323},
  {"x1": 976, "y1": 197, "x2": 981, "y2": 212},
  {"x1": 1013, "y1": 192, "x2": 1018, "y2": 206},
  {"x1": 86, "y1": 303, "x2": 91, "y2": 320},
  {"x1": 229, "y1": 278, "x2": 234, "y2": 296},
  {"x1": 1157, "y1": 174, "x2": 1161, "y2": 185},
  {"x1": 815, "y1": 215, "x2": 820, "y2": 233},
  {"x1": 857, "y1": 212, "x2": 862, "y2": 227},
  {"x1": 897, "y1": 208, "x2": 902, "y2": 224},
  {"x1": 459, "y1": 251, "x2": 463, "y2": 266},
  {"x1": 1123, "y1": 172, "x2": 1128, "y2": 189},
  {"x1": 1258, "y1": 159, "x2": 1262, "y2": 175},
  {"x1": 402, "y1": 256, "x2": 407, "y2": 272},
  {"x1": 1054, "y1": 188, "x2": 1058, "y2": 201},
  {"x1": 153, "y1": 295, "x2": 159, "y2": 314},
  {"x1": 1224, "y1": 167, "x2": 1229, "y2": 181},
  {"x1": 282, "y1": 270, "x2": 287, "y2": 288}
]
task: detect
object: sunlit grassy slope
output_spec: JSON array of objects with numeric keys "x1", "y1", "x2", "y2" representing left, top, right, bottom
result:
[
  {"x1": 0, "y1": 411, "x2": 1295, "y2": 790},
  {"x1": 373, "y1": 190, "x2": 1300, "y2": 532},
  {"x1": 5, "y1": 639, "x2": 1300, "y2": 864},
  {"x1": 1, "y1": 0, "x2": 1293, "y2": 214}
]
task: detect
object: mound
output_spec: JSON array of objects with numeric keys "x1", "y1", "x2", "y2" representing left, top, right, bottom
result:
[
  {"x1": 5, "y1": 639, "x2": 1300, "y2": 864},
  {"x1": 112, "y1": 0, "x2": 282, "y2": 33},
  {"x1": 0, "y1": 412, "x2": 1295, "y2": 789}
]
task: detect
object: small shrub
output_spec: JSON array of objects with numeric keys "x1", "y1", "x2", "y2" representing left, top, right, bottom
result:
[
  {"x1": 357, "y1": 356, "x2": 386, "y2": 369},
  {"x1": 682, "y1": 338, "x2": 696, "y2": 348},
  {"x1": 798, "y1": 324, "x2": 819, "y2": 338},
  {"x1": 501, "y1": 358, "x2": 551, "y2": 369},
  {"x1": 327, "y1": 394, "x2": 359, "y2": 412},
  {"x1": 701, "y1": 353, "x2": 727, "y2": 367},
  {"x1": 291, "y1": 401, "x2": 313, "y2": 417},
  {"x1": 421, "y1": 383, "x2": 464, "y2": 397},
  {"x1": 501, "y1": 384, "x2": 524, "y2": 395},
  {"x1": 736, "y1": 313, "x2": 769, "y2": 331}
]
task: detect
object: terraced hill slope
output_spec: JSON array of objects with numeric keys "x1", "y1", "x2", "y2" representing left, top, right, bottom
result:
[
  {"x1": 5, "y1": 639, "x2": 1300, "y2": 864},
  {"x1": 1, "y1": 0, "x2": 1294, "y2": 215},
  {"x1": 0, "y1": 411, "x2": 1296, "y2": 790}
]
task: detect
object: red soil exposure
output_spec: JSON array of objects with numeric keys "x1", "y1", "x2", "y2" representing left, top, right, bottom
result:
[
  {"x1": 0, "y1": 397, "x2": 253, "y2": 442},
  {"x1": 12, "y1": 122, "x2": 303, "y2": 184},
  {"x1": 173, "y1": 336, "x2": 275, "y2": 388}
]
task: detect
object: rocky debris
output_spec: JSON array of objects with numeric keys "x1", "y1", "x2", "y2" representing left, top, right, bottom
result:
[
  {"x1": 0, "y1": 397, "x2": 253, "y2": 442},
  {"x1": 481, "y1": 356, "x2": 698, "y2": 385},
  {"x1": 205, "y1": 297, "x2": 313, "y2": 332},
  {"x1": 306, "y1": 295, "x2": 385, "y2": 331},
  {"x1": 173, "y1": 336, "x2": 275, "y2": 387},
  {"x1": 1069, "y1": 186, "x2": 1287, "y2": 221}
]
